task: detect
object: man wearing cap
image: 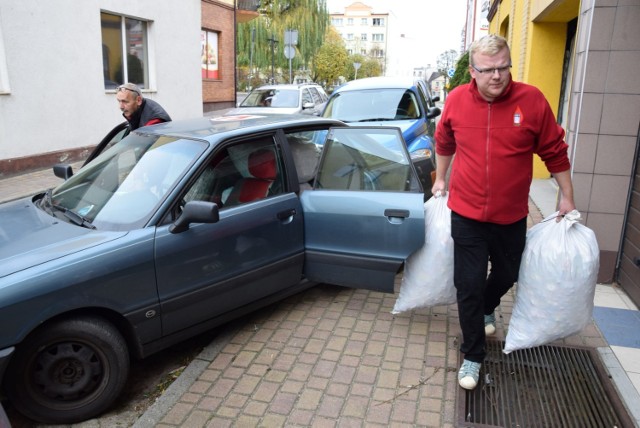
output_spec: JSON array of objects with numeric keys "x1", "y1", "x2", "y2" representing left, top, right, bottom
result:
[{"x1": 116, "y1": 83, "x2": 171, "y2": 130}]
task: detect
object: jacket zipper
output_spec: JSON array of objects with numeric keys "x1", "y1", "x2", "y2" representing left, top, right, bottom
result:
[{"x1": 484, "y1": 103, "x2": 492, "y2": 221}]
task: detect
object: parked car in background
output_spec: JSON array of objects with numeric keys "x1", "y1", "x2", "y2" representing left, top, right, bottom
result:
[
  {"x1": 321, "y1": 77, "x2": 441, "y2": 193},
  {"x1": 228, "y1": 83, "x2": 328, "y2": 116},
  {"x1": 0, "y1": 114, "x2": 426, "y2": 424}
]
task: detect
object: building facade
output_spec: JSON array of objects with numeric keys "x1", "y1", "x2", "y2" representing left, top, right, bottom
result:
[
  {"x1": 0, "y1": 0, "x2": 203, "y2": 176},
  {"x1": 486, "y1": 0, "x2": 640, "y2": 305},
  {"x1": 202, "y1": 0, "x2": 255, "y2": 112},
  {"x1": 329, "y1": 2, "x2": 390, "y2": 76}
]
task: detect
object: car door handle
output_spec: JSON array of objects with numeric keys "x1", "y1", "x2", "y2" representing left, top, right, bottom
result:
[
  {"x1": 384, "y1": 209, "x2": 410, "y2": 219},
  {"x1": 277, "y1": 208, "x2": 296, "y2": 222}
]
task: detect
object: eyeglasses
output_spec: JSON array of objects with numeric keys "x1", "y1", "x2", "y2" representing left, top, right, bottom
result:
[
  {"x1": 471, "y1": 64, "x2": 512, "y2": 75},
  {"x1": 116, "y1": 85, "x2": 141, "y2": 96}
]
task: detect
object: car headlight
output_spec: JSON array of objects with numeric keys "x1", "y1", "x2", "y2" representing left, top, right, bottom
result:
[{"x1": 410, "y1": 148, "x2": 432, "y2": 161}]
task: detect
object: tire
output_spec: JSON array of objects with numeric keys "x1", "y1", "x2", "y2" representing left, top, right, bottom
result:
[{"x1": 4, "y1": 317, "x2": 130, "y2": 424}]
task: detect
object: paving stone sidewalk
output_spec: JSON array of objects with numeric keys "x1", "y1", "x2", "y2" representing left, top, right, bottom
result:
[{"x1": 134, "y1": 201, "x2": 607, "y2": 428}]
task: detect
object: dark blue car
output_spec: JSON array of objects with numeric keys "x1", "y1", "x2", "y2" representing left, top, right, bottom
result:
[
  {"x1": 322, "y1": 77, "x2": 441, "y2": 193},
  {"x1": 0, "y1": 114, "x2": 426, "y2": 424}
]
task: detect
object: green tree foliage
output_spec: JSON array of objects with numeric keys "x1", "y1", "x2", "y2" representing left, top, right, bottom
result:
[
  {"x1": 342, "y1": 53, "x2": 381, "y2": 80},
  {"x1": 237, "y1": 0, "x2": 329, "y2": 85},
  {"x1": 313, "y1": 27, "x2": 349, "y2": 86},
  {"x1": 449, "y1": 50, "x2": 471, "y2": 91}
]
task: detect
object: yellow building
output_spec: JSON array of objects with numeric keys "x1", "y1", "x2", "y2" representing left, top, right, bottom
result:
[{"x1": 485, "y1": 0, "x2": 640, "y2": 303}]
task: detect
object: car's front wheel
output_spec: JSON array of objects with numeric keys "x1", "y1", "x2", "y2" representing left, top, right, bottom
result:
[{"x1": 4, "y1": 316, "x2": 130, "y2": 424}]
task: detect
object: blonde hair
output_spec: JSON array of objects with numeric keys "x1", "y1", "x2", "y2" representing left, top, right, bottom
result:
[{"x1": 469, "y1": 34, "x2": 510, "y2": 66}]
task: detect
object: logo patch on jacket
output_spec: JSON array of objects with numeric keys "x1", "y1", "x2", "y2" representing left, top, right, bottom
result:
[{"x1": 513, "y1": 106, "x2": 523, "y2": 126}]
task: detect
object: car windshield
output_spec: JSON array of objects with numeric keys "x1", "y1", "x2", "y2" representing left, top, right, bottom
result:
[
  {"x1": 240, "y1": 89, "x2": 300, "y2": 108},
  {"x1": 44, "y1": 134, "x2": 207, "y2": 231},
  {"x1": 323, "y1": 88, "x2": 420, "y2": 122}
]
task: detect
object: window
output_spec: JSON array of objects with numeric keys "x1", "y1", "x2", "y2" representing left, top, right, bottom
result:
[
  {"x1": 372, "y1": 33, "x2": 384, "y2": 42},
  {"x1": 372, "y1": 18, "x2": 385, "y2": 26},
  {"x1": 347, "y1": 18, "x2": 354, "y2": 26},
  {"x1": 346, "y1": 33, "x2": 354, "y2": 41},
  {"x1": 201, "y1": 30, "x2": 219, "y2": 79},
  {"x1": 360, "y1": 33, "x2": 367, "y2": 41},
  {"x1": 331, "y1": 18, "x2": 343, "y2": 26},
  {"x1": 373, "y1": 49, "x2": 384, "y2": 58},
  {"x1": 315, "y1": 128, "x2": 414, "y2": 191},
  {"x1": 361, "y1": 18, "x2": 367, "y2": 25},
  {"x1": 182, "y1": 137, "x2": 283, "y2": 209},
  {"x1": 101, "y1": 12, "x2": 149, "y2": 90}
]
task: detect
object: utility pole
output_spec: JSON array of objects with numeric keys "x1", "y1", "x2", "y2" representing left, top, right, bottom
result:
[
  {"x1": 267, "y1": 34, "x2": 278, "y2": 84},
  {"x1": 249, "y1": 27, "x2": 255, "y2": 89}
]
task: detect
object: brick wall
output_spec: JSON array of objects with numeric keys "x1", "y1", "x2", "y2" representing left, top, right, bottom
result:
[{"x1": 202, "y1": 0, "x2": 236, "y2": 110}]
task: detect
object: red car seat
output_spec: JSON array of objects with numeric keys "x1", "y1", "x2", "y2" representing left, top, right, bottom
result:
[{"x1": 226, "y1": 148, "x2": 277, "y2": 204}]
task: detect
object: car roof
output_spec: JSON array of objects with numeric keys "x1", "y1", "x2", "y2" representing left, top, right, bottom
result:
[
  {"x1": 138, "y1": 114, "x2": 344, "y2": 143},
  {"x1": 252, "y1": 83, "x2": 323, "y2": 91},
  {"x1": 332, "y1": 76, "x2": 423, "y2": 92}
]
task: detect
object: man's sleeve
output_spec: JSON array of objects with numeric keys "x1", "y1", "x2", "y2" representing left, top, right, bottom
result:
[{"x1": 535, "y1": 96, "x2": 571, "y2": 173}]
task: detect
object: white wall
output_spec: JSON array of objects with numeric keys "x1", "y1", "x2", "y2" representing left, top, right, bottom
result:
[{"x1": 0, "y1": 0, "x2": 202, "y2": 161}]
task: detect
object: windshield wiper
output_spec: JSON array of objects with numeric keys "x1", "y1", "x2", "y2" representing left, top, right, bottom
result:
[
  {"x1": 39, "y1": 189, "x2": 55, "y2": 214},
  {"x1": 355, "y1": 118, "x2": 395, "y2": 122},
  {"x1": 51, "y1": 204, "x2": 97, "y2": 230}
]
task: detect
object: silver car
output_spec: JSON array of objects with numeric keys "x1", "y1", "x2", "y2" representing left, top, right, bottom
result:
[
  {"x1": 229, "y1": 83, "x2": 328, "y2": 116},
  {"x1": 0, "y1": 114, "x2": 425, "y2": 424}
]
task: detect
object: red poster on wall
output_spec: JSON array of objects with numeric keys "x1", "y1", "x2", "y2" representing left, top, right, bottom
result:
[{"x1": 201, "y1": 30, "x2": 219, "y2": 79}]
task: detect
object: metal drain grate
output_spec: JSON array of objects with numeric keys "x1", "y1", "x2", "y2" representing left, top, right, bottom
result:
[{"x1": 456, "y1": 339, "x2": 634, "y2": 427}]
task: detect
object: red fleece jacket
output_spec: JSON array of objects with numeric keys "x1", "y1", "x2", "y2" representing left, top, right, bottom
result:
[{"x1": 435, "y1": 79, "x2": 571, "y2": 224}]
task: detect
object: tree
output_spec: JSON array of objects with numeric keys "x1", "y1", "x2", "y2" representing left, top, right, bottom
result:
[
  {"x1": 342, "y1": 54, "x2": 381, "y2": 80},
  {"x1": 313, "y1": 27, "x2": 349, "y2": 87},
  {"x1": 448, "y1": 50, "x2": 471, "y2": 91},
  {"x1": 236, "y1": 0, "x2": 330, "y2": 86},
  {"x1": 436, "y1": 49, "x2": 459, "y2": 99}
]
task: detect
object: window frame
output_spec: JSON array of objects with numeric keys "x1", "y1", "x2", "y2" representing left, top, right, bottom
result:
[
  {"x1": 201, "y1": 29, "x2": 220, "y2": 80},
  {"x1": 0, "y1": 18, "x2": 10, "y2": 94},
  {"x1": 100, "y1": 11, "x2": 151, "y2": 90}
]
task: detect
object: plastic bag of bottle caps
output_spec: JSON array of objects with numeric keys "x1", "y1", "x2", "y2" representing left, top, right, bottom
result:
[
  {"x1": 392, "y1": 192, "x2": 457, "y2": 314},
  {"x1": 504, "y1": 210, "x2": 599, "y2": 353}
]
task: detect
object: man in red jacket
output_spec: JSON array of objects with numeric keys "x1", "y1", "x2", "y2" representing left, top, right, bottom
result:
[{"x1": 431, "y1": 34, "x2": 575, "y2": 390}]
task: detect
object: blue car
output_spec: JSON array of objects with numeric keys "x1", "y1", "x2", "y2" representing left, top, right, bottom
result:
[
  {"x1": 322, "y1": 77, "x2": 441, "y2": 194},
  {"x1": 0, "y1": 114, "x2": 425, "y2": 424}
]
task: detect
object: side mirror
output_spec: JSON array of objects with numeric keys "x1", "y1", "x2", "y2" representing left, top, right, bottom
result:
[
  {"x1": 426, "y1": 106, "x2": 441, "y2": 119},
  {"x1": 431, "y1": 95, "x2": 440, "y2": 103},
  {"x1": 53, "y1": 164, "x2": 74, "y2": 180},
  {"x1": 302, "y1": 102, "x2": 315, "y2": 110},
  {"x1": 169, "y1": 200, "x2": 220, "y2": 234}
]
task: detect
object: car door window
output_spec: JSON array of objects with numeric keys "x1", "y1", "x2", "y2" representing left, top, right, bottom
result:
[
  {"x1": 309, "y1": 87, "x2": 322, "y2": 105},
  {"x1": 182, "y1": 136, "x2": 284, "y2": 209},
  {"x1": 301, "y1": 89, "x2": 313, "y2": 106},
  {"x1": 314, "y1": 127, "x2": 420, "y2": 192}
]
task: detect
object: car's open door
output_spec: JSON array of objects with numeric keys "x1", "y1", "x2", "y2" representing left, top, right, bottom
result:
[
  {"x1": 301, "y1": 127, "x2": 426, "y2": 293},
  {"x1": 83, "y1": 121, "x2": 130, "y2": 166}
]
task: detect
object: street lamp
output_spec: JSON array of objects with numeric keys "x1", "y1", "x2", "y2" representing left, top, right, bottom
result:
[{"x1": 353, "y1": 62, "x2": 361, "y2": 80}]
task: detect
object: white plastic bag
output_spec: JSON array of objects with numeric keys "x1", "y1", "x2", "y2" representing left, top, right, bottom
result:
[
  {"x1": 392, "y1": 193, "x2": 457, "y2": 314},
  {"x1": 504, "y1": 210, "x2": 599, "y2": 353}
]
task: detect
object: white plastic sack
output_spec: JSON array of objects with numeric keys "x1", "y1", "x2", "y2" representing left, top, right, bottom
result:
[
  {"x1": 392, "y1": 193, "x2": 457, "y2": 314},
  {"x1": 504, "y1": 210, "x2": 599, "y2": 354}
]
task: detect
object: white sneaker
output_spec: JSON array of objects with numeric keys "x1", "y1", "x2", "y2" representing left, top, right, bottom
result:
[
  {"x1": 484, "y1": 312, "x2": 496, "y2": 336},
  {"x1": 458, "y1": 359, "x2": 481, "y2": 390}
]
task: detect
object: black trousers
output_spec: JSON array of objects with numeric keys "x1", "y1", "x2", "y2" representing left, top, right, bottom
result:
[{"x1": 451, "y1": 211, "x2": 527, "y2": 363}]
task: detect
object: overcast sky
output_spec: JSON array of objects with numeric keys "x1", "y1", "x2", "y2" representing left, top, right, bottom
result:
[{"x1": 325, "y1": 0, "x2": 469, "y2": 67}]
